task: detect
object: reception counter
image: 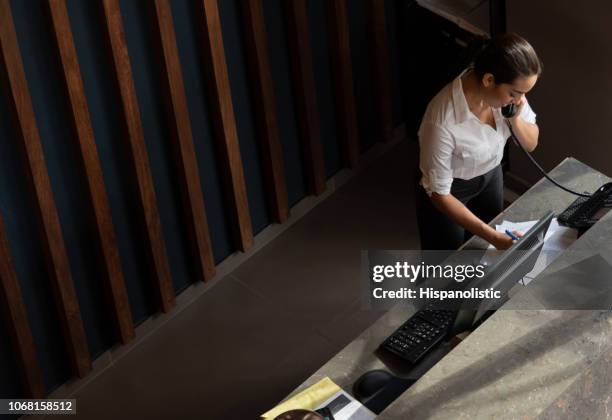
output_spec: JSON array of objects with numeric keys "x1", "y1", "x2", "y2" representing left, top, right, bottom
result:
[{"x1": 288, "y1": 158, "x2": 612, "y2": 419}]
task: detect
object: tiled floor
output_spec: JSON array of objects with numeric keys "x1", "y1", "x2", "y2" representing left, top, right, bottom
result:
[{"x1": 68, "y1": 139, "x2": 421, "y2": 419}]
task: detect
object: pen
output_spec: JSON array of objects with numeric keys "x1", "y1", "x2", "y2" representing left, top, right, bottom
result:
[{"x1": 505, "y1": 229, "x2": 519, "y2": 241}]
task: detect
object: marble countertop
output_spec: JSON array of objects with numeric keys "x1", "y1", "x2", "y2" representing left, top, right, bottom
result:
[{"x1": 290, "y1": 158, "x2": 612, "y2": 419}]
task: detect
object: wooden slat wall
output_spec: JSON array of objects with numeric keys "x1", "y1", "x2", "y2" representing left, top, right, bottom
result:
[
  {"x1": 240, "y1": 0, "x2": 289, "y2": 223},
  {"x1": 198, "y1": 0, "x2": 254, "y2": 249},
  {"x1": 368, "y1": 0, "x2": 394, "y2": 143},
  {"x1": 284, "y1": 0, "x2": 326, "y2": 196},
  {"x1": 327, "y1": 0, "x2": 360, "y2": 168},
  {"x1": 47, "y1": 0, "x2": 135, "y2": 344},
  {"x1": 0, "y1": 0, "x2": 403, "y2": 397},
  {"x1": 151, "y1": 0, "x2": 216, "y2": 282},
  {"x1": 0, "y1": 214, "x2": 45, "y2": 398},
  {"x1": 0, "y1": 0, "x2": 91, "y2": 378},
  {"x1": 100, "y1": 0, "x2": 176, "y2": 312}
]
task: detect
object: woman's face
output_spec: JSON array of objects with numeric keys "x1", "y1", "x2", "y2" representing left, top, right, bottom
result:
[{"x1": 481, "y1": 73, "x2": 538, "y2": 108}]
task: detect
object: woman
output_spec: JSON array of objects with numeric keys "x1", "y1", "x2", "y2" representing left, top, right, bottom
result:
[{"x1": 416, "y1": 33, "x2": 542, "y2": 250}]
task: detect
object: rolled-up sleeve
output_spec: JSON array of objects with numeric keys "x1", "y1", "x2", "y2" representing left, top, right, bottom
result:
[
  {"x1": 520, "y1": 97, "x2": 537, "y2": 124},
  {"x1": 418, "y1": 122, "x2": 454, "y2": 196}
]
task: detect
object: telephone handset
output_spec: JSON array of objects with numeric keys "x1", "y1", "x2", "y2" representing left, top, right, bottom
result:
[
  {"x1": 557, "y1": 183, "x2": 612, "y2": 229},
  {"x1": 502, "y1": 102, "x2": 612, "y2": 231},
  {"x1": 501, "y1": 103, "x2": 518, "y2": 118}
]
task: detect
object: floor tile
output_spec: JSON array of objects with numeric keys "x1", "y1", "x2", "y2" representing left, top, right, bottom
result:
[
  {"x1": 316, "y1": 299, "x2": 388, "y2": 350},
  {"x1": 246, "y1": 333, "x2": 340, "y2": 418},
  {"x1": 72, "y1": 277, "x2": 311, "y2": 420},
  {"x1": 231, "y1": 142, "x2": 420, "y2": 330}
]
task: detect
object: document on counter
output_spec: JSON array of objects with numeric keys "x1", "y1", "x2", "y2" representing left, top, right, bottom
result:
[
  {"x1": 261, "y1": 377, "x2": 375, "y2": 420},
  {"x1": 483, "y1": 217, "x2": 578, "y2": 284},
  {"x1": 316, "y1": 387, "x2": 376, "y2": 420}
]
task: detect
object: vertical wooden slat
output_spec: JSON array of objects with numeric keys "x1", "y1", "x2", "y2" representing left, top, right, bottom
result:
[
  {"x1": 240, "y1": 0, "x2": 289, "y2": 223},
  {"x1": 198, "y1": 0, "x2": 254, "y2": 249},
  {"x1": 368, "y1": 0, "x2": 393, "y2": 143},
  {"x1": 200, "y1": 0, "x2": 253, "y2": 250},
  {"x1": 284, "y1": 0, "x2": 326, "y2": 196},
  {"x1": 0, "y1": 0, "x2": 91, "y2": 378},
  {"x1": 0, "y1": 214, "x2": 46, "y2": 398},
  {"x1": 151, "y1": 0, "x2": 216, "y2": 280},
  {"x1": 99, "y1": 0, "x2": 176, "y2": 311},
  {"x1": 46, "y1": 0, "x2": 135, "y2": 344},
  {"x1": 326, "y1": 0, "x2": 360, "y2": 168}
]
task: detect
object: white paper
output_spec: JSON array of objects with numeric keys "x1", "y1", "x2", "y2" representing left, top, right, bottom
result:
[
  {"x1": 483, "y1": 217, "x2": 578, "y2": 284},
  {"x1": 316, "y1": 389, "x2": 376, "y2": 420}
]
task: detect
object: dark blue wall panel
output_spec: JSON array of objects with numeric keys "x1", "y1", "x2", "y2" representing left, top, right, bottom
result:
[
  {"x1": 262, "y1": 0, "x2": 307, "y2": 206},
  {"x1": 347, "y1": 0, "x2": 377, "y2": 150},
  {"x1": 308, "y1": 0, "x2": 342, "y2": 178},
  {"x1": 217, "y1": 0, "x2": 271, "y2": 234},
  {"x1": 386, "y1": 0, "x2": 404, "y2": 127},
  {"x1": 10, "y1": 0, "x2": 102, "y2": 392},
  {"x1": 63, "y1": 0, "x2": 158, "y2": 331},
  {"x1": 168, "y1": 0, "x2": 235, "y2": 262},
  {"x1": 120, "y1": 0, "x2": 203, "y2": 295},
  {"x1": 0, "y1": 97, "x2": 69, "y2": 393},
  {"x1": 0, "y1": 316, "x2": 22, "y2": 406},
  {"x1": 0, "y1": 62, "x2": 33, "y2": 403},
  {"x1": 0, "y1": 317, "x2": 20, "y2": 419}
]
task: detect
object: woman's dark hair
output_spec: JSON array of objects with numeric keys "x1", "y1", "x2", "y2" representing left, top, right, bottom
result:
[{"x1": 472, "y1": 33, "x2": 542, "y2": 85}]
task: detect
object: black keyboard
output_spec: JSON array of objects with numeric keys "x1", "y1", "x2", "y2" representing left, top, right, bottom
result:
[{"x1": 381, "y1": 309, "x2": 456, "y2": 364}]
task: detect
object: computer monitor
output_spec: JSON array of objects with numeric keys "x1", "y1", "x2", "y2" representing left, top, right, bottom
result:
[{"x1": 450, "y1": 211, "x2": 554, "y2": 336}]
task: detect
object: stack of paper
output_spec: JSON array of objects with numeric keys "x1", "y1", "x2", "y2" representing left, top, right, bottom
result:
[
  {"x1": 485, "y1": 217, "x2": 578, "y2": 284},
  {"x1": 492, "y1": 218, "x2": 577, "y2": 252}
]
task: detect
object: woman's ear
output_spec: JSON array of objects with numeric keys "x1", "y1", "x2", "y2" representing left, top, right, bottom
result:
[{"x1": 482, "y1": 73, "x2": 495, "y2": 88}]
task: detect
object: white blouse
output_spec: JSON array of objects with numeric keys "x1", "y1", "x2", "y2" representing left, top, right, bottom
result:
[{"x1": 418, "y1": 70, "x2": 537, "y2": 196}]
